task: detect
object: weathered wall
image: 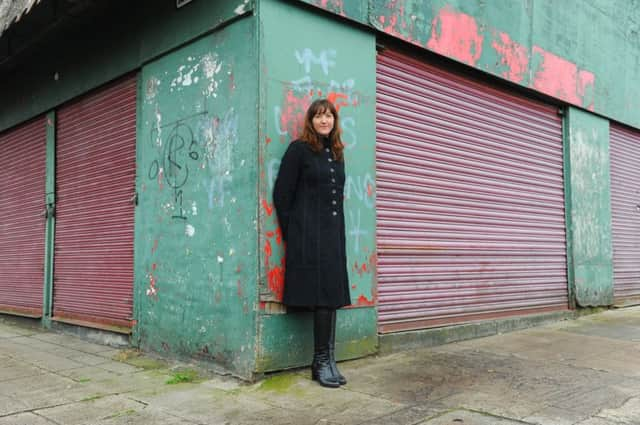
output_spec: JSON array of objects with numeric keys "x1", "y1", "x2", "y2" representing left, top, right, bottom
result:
[
  {"x1": 565, "y1": 107, "x2": 614, "y2": 307},
  {"x1": 135, "y1": 17, "x2": 259, "y2": 378},
  {"x1": 0, "y1": 0, "x2": 255, "y2": 133},
  {"x1": 301, "y1": 0, "x2": 640, "y2": 131},
  {"x1": 257, "y1": 0, "x2": 378, "y2": 372}
]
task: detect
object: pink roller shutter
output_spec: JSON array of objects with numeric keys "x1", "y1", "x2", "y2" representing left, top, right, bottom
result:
[
  {"x1": 53, "y1": 75, "x2": 137, "y2": 329},
  {"x1": 0, "y1": 117, "x2": 46, "y2": 316},
  {"x1": 376, "y1": 49, "x2": 569, "y2": 333},
  {"x1": 610, "y1": 124, "x2": 640, "y2": 301}
]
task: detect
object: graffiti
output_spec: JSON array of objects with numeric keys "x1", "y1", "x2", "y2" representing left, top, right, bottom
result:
[
  {"x1": 202, "y1": 109, "x2": 239, "y2": 209},
  {"x1": 149, "y1": 115, "x2": 203, "y2": 220},
  {"x1": 348, "y1": 209, "x2": 368, "y2": 253},
  {"x1": 294, "y1": 48, "x2": 337, "y2": 75},
  {"x1": 265, "y1": 46, "x2": 370, "y2": 303},
  {"x1": 345, "y1": 173, "x2": 375, "y2": 209},
  {"x1": 202, "y1": 174, "x2": 233, "y2": 209}
]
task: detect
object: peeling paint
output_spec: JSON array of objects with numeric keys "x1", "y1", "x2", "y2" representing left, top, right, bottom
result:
[
  {"x1": 531, "y1": 46, "x2": 595, "y2": 110},
  {"x1": 234, "y1": 0, "x2": 250, "y2": 15},
  {"x1": 355, "y1": 294, "x2": 375, "y2": 307},
  {"x1": 426, "y1": 6, "x2": 483, "y2": 66},
  {"x1": 492, "y1": 31, "x2": 528, "y2": 83}
]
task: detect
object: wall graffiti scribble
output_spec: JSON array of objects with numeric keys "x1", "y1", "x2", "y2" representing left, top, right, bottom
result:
[{"x1": 149, "y1": 112, "x2": 206, "y2": 220}]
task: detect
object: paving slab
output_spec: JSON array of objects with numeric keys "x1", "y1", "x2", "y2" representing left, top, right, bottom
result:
[
  {"x1": 2, "y1": 307, "x2": 640, "y2": 424},
  {"x1": 0, "y1": 412, "x2": 57, "y2": 425},
  {"x1": 596, "y1": 396, "x2": 640, "y2": 423},
  {"x1": 418, "y1": 409, "x2": 526, "y2": 424},
  {"x1": 35, "y1": 394, "x2": 146, "y2": 425}
]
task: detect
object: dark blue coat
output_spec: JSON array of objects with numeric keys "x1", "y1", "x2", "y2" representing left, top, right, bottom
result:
[{"x1": 273, "y1": 140, "x2": 351, "y2": 308}]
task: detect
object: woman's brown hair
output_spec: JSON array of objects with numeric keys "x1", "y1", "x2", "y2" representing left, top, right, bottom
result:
[{"x1": 300, "y1": 98, "x2": 345, "y2": 162}]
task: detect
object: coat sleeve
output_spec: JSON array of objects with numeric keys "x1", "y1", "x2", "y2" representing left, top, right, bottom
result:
[{"x1": 273, "y1": 142, "x2": 303, "y2": 242}]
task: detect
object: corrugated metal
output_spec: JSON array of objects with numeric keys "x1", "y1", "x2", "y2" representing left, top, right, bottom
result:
[
  {"x1": 0, "y1": 116, "x2": 46, "y2": 316},
  {"x1": 610, "y1": 124, "x2": 640, "y2": 301},
  {"x1": 376, "y1": 50, "x2": 569, "y2": 333},
  {"x1": 53, "y1": 75, "x2": 136, "y2": 328}
]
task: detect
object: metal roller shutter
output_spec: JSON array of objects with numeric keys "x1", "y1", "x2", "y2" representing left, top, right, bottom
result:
[
  {"x1": 610, "y1": 124, "x2": 640, "y2": 302},
  {"x1": 53, "y1": 75, "x2": 137, "y2": 329},
  {"x1": 376, "y1": 49, "x2": 569, "y2": 333},
  {"x1": 0, "y1": 117, "x2": 46, "y2": 316}
]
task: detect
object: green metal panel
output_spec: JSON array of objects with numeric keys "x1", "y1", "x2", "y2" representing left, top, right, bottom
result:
[
  {"x1": 257, "y1": 0, "x2": 377, "y2": 371},
  {"x1": 0, "y1": 0, "x2": 255, "y2": 133},
  {"x1": 134, "y1": 17, "x2": 259, "y2": 378},
  {"x1": 258, "y1": 308, "x2": 377, "y2": 372},
  {"x1": 42, "y1": 111, "x2": 56, "y2": 325},
  {"x1": 362, "y1": 0, "x2": 640, "y2": 130},
  {"x1": 296, "y1": 0, "x2": 369, "y2": 24},
  {"x1": 565, "y1": 107, "x2": 614, "y2": 307}
]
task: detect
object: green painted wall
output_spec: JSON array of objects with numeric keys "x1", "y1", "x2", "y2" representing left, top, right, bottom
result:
[
  {"x1": 257, "y1": 0, "x2": 378, "y2": 372},
  {"x1": 135, "y1": 17, "x2": 259, "y2": 378},
  {"x1": 0, "y1": 0, "x2": 255, "y2": 133},
  {"x1": 299, "y1": 0, "x2": 640, "y2": 131},
  {"x1": 565, "y1": 107, "x2": 614, "y2": 307},
  {"x1": 298, "y1": 0, "x2": 369, "y2": 24}
]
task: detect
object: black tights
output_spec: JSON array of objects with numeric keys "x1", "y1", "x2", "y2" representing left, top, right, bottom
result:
[{"x1": 313, "y1": 307, "x2": 335, "y2": 350}]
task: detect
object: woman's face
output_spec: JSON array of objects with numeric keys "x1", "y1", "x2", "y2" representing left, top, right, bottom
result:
[{"x1": 312, "y1": 108, "x2": 335, "y2": 136}]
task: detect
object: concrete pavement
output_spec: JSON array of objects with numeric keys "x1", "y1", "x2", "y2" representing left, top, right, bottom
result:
[{"x1": 2, "y1": 307, "x2": 640, "y2": 424}]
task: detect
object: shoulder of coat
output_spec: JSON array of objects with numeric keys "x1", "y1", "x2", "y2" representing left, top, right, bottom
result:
[{"x1": 289, "y1": 139, "x2": 312, "y2": 152}]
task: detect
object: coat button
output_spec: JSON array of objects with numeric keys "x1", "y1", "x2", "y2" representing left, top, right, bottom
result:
[
  {"x1": 330, "y1": 168, "x2": 335, "y2": 173},
  {"x1": 332, "y1": 211, "x2": 337, "y2": 216},
  {"x1": 328, "y1": 158, "x2": 332, "y2": 162},
  {"x1": 325, "y1": 148, "x2": 330, "y2": 152},
  {"x1": 332, "y1": 189, "x2": 336, "y2": 194},
  {"x1": 332, "y1": 200, "x2": 337, "y2": 205},
  {"x1": 331, "y1": 178, "x2": 336, "y2": 183}
]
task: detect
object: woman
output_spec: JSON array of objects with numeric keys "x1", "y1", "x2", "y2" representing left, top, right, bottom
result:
[{"x1": 273, "y1": 98, "x2": 351, "y2": 388}]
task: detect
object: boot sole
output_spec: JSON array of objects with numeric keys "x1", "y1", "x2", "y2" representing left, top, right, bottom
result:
[{"x1": 311, "y1": 374, "x2": 341, "y2": 388}]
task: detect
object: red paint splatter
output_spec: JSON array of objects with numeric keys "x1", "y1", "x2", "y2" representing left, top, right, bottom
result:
[
  {"x1": 151, "y1": 239, "x2": 159, "y2": 255},
  {"x1": 368, "y1": 252, "x2": 378, "y2": 271},
  {"x1": 262, "y1": 199, "x2": 274, "y2": 216},
  {"x1": 356, "y1": 295, "x2": 375, "y2": 306},
  {"x1": 351, "y1": 285, "x2": 357, "y2": 289},
  {"x1": 492, "y1": 31, "x2": 528, "y2": 83},
  {"x1": 152, "y1": 263, "x2": 157, "y2": 271},
  {"x1": 367, "y1": 183, "x2": 373, "y2": 197},
  {"x1": 327, "y1": 92, "x2": 350, "y2": 112},
  {"x1": 275, "y1": 226, "x2": 283, "y2": 245},
  {"x1": 259, "y1": 301, "x2": 266, "y2": 310},
  {"x1": 236, "y1": 264, "x2": 242, "y2": 273},
  {"x1": 237, "y1": 280, "x2": 243, "y2": 297},
  {"x1": 532, "y1": 46, "x2": 595, "y2": 109},
  {"x1": 427, "y1": 6, "x2": 483, "y2": 66},
  {"x1": 379, "y1": 15, "x2": 385, "y2": 24},
  {"x1": 267, "y1": 263, "x2": 285, "y2": 300},
  {"x1": 264, "y1": 239, "x2": 272, "y2": 258},
  {"x1": 279, "y1": 90, "x2": 312, "y2": 141},
  {"x1": 266, "y1": 136, "x2": 272, "y2": 145},
  {"x1": 266, "y1": 231, "x2": 275, "y2": 238}
]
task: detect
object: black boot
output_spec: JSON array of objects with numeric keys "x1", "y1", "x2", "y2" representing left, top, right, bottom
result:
[
  {"x1": 329, "y1": 309, "x2": 347, "y2": 385},
  {"x1": 311, "y1": 308, "x2": 340, "y2": 388}
]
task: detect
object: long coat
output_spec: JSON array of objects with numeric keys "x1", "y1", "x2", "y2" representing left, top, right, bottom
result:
[{"x1": 273, "y1": 139, "x2": 351, "y2": 309}]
